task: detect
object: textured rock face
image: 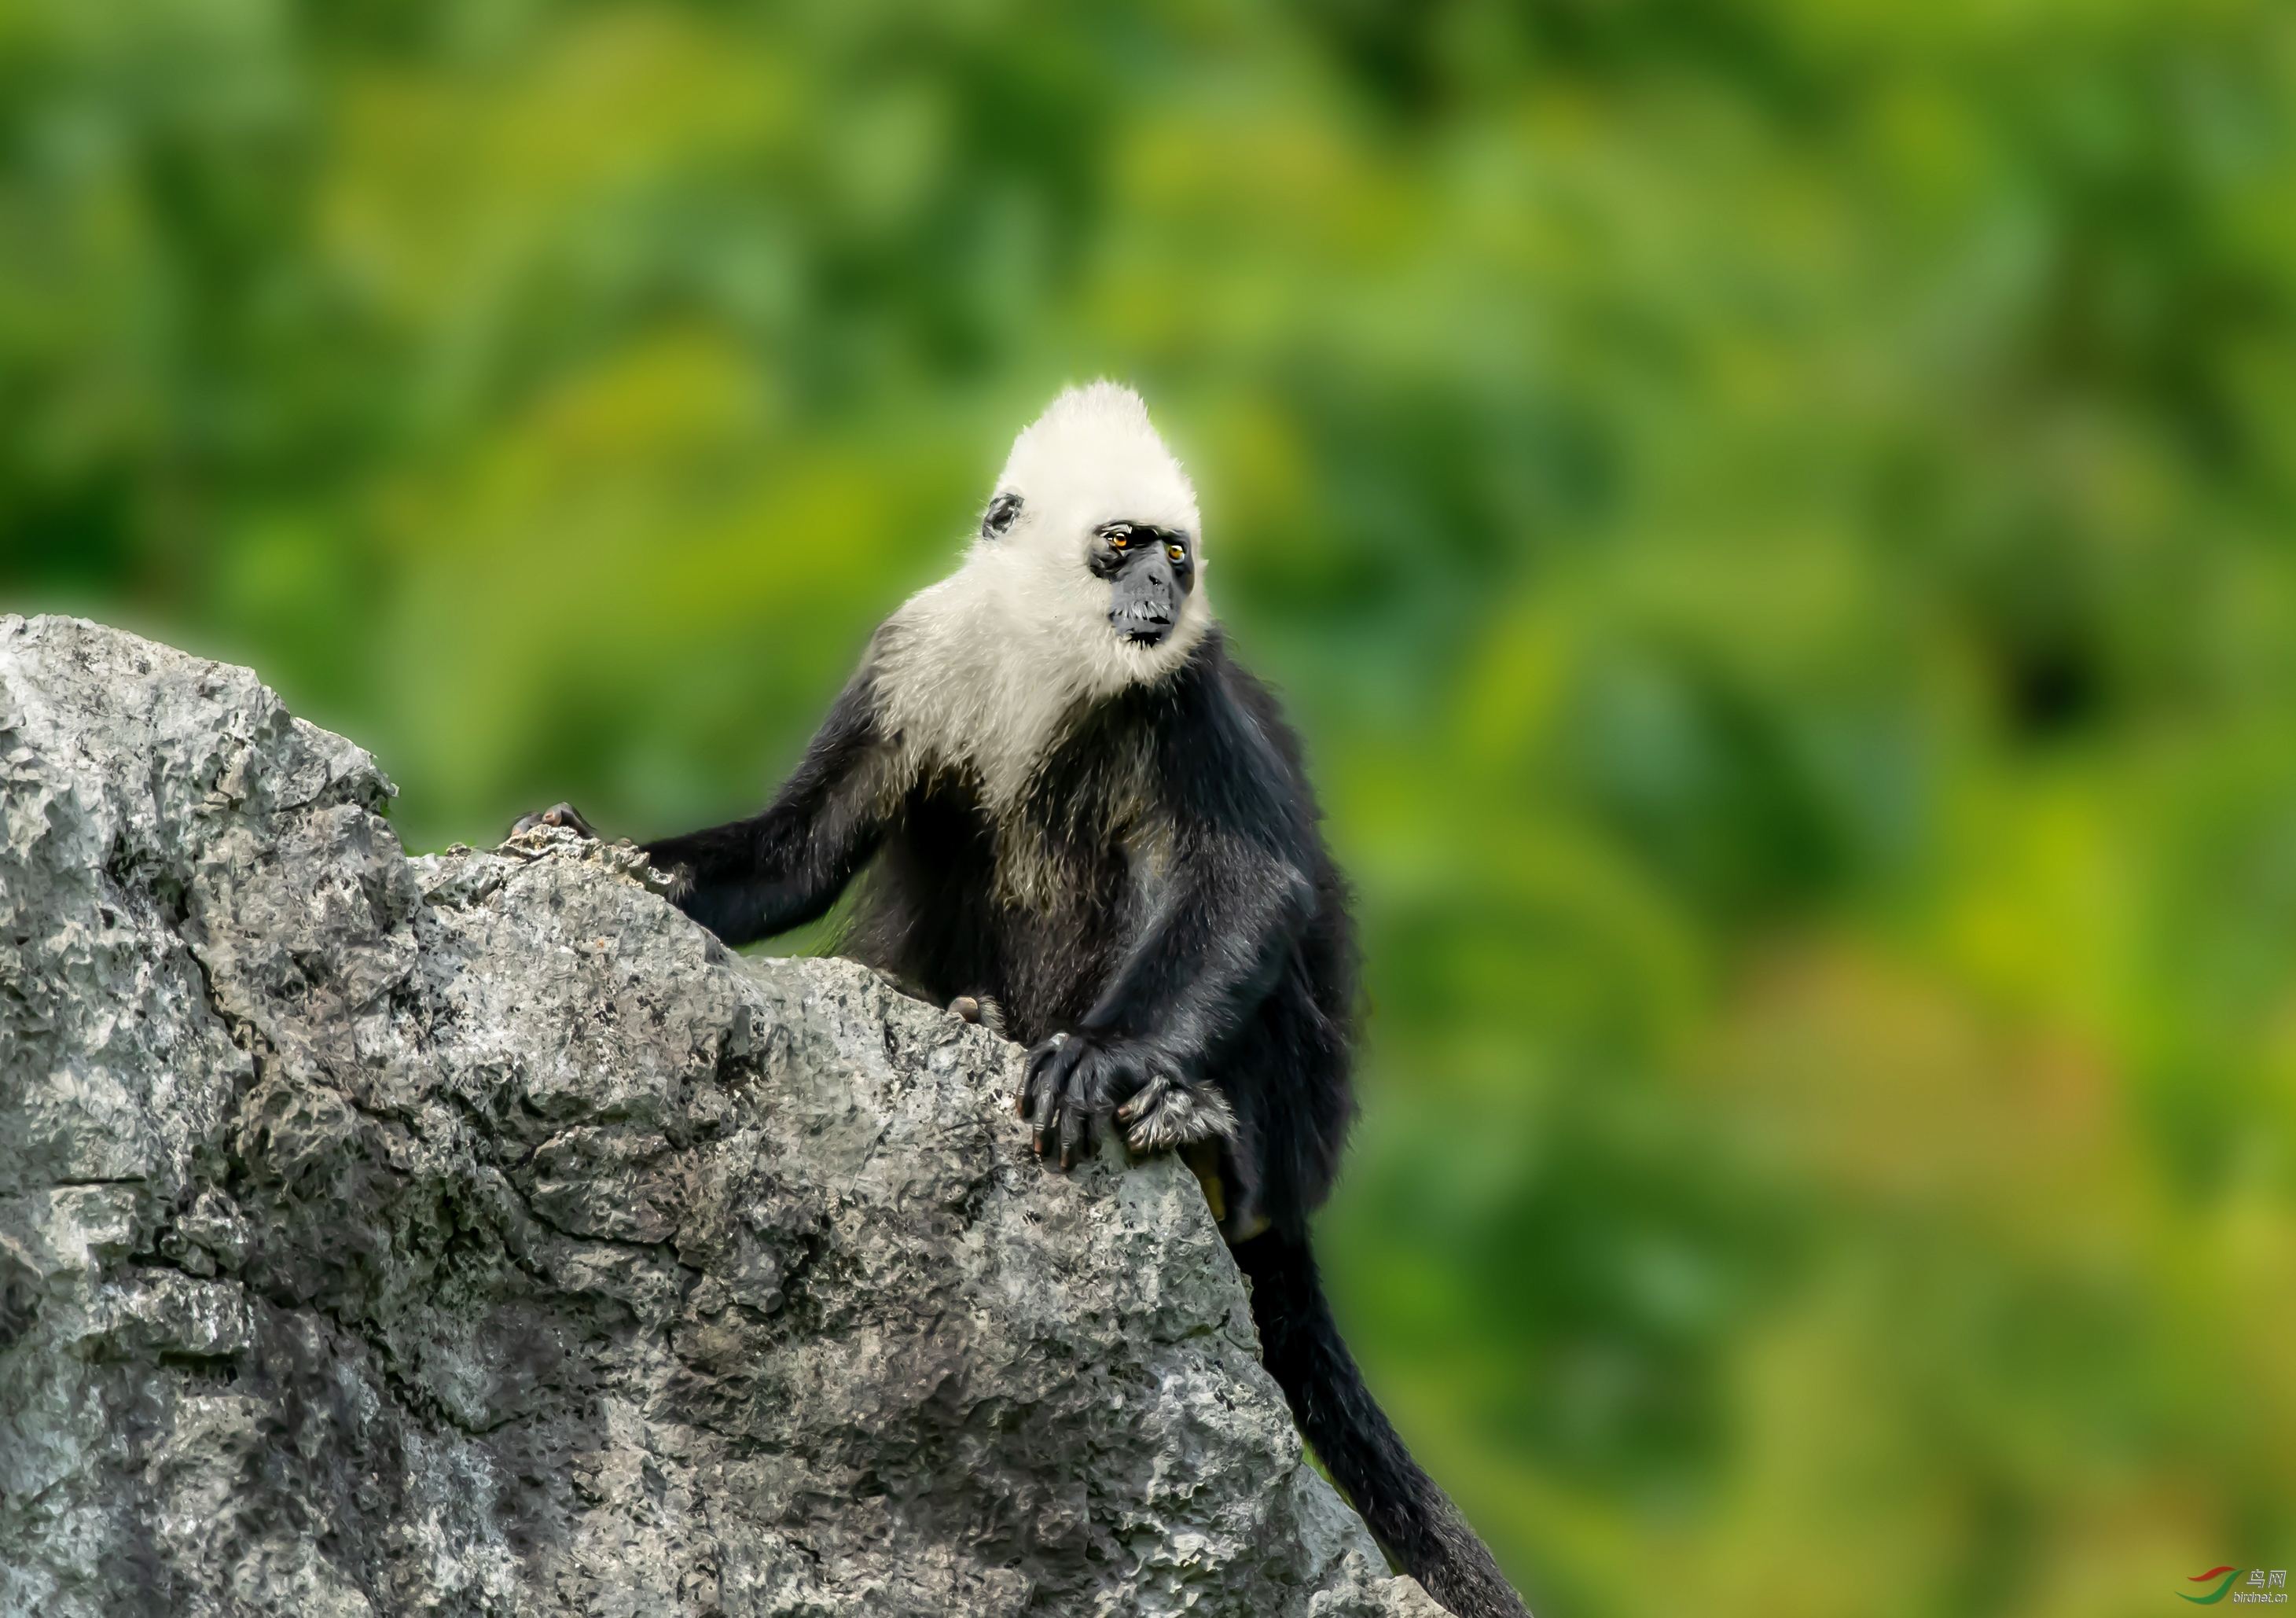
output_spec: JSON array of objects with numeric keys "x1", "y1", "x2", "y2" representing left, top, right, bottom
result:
[{"x1": 0, "y1": 616, "x2": 1436, "y2": 1618}]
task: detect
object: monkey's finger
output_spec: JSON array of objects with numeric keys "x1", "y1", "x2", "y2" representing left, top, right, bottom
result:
[
  {"x1": 1045, "y1": 1035, "x2": 1089, "y2": 1094},
  {"x1": 510, "y1": 802, "x2": 597, "y2": 840},
  {"x1": 1116, "y1": 1074, "x2": 1167, "y2": 1125},
  {"x1": 1057, "y1": 1094, "x2": 1092, "y2": 1171},
  {"x1": 1019, "y1": 1038, "x2": 1064, "y2": 1116},
  {"x1": 1029, "y1": 1082, "x2": 1059, "y2": 1157},
  {"x1": 1023, "y1": 1031, "x2": 1070, "y2": 1084}
]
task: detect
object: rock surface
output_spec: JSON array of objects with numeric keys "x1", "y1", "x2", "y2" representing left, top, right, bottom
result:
[{"x1": 0, "y1": 615, "x2": 1438, "y2": 1618}]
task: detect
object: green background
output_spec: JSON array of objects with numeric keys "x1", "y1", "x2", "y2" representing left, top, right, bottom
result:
[{"x1": 7, "y1": 2, "x2": 2295, "y2": 1612}]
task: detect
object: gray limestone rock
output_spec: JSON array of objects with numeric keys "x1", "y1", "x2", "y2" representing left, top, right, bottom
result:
[{"x1": 0, "y1": 614, "x2": 1439, "y2": 1618}]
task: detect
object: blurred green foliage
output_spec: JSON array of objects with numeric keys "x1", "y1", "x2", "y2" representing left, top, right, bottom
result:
[{"x1": 7, "y1": 0, "x2": 2296, "y2": 1611}]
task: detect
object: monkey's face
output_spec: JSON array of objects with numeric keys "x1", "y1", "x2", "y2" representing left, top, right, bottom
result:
[
  {"x1": 1086, "y1": 521, "x2": 1194, "y2": 647},
  {"x1": 968, "y1": 381, "x2": 1210, "y2": 677}
]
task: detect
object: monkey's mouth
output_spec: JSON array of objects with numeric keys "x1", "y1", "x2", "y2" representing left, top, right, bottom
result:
[
  {"x1": 1111, "y1": 596, "x2": 1176, "y2": 645},
  {"x1": 1108, "y1": 556, "x2": 1181, "y2": 646}
]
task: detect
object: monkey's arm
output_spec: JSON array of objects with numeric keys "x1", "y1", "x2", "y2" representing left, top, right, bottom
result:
[
  {"x1": 1023, "y1": 841, "x2": 1312, "y2": 1165},
  {"x1": 639, "y1": 668, "x2": 896, "y2": 947},
  {"x1": 1091, "y1": 837, "x2": 1313, "y2": 1059},
  {"x1": 1022, "y1": 687, "x2": 1319, "y2": 1167}
]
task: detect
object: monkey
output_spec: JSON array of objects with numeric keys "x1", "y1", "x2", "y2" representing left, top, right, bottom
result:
[{"x1": 515, "y1": 384, "x2": 1531, "y2": 1618}]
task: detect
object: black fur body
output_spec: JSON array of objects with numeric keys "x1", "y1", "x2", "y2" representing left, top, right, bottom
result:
[{"x1": 648, "y1": 627, "x2": 1356, "y2": 1238}]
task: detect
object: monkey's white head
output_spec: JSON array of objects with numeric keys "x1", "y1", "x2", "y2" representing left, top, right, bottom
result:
[
  {"x1": 880, "y1": 383, "x2": 1214, "y2": 803},
  {"x1": 963, "y1": 381, "x2": 1211, "y2": 684}
]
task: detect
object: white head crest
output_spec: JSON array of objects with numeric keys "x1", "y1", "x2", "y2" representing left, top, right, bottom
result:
[{"x1": 988, "y1": 381, "x2": 1202, "y2": 557}]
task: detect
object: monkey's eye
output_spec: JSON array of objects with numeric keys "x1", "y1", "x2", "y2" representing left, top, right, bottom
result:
[
  {"x1": 1166, "y1": 542, "x2": 1187, "y2": 563},
  {"x1": 1104, "y1": 525, "x2": 1133, "y2": 550}
]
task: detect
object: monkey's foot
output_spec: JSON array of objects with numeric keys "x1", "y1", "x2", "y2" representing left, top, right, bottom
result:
[
  {"x1": 1117, "y1": 1075, "x2": 1238, "y2": 1155},
  {"x1": 947, "y1": 994, "x2": 1008, "y2": 1037},
  {"x1": 509, "y1": 801, "x2": 599, "y2": 840}
]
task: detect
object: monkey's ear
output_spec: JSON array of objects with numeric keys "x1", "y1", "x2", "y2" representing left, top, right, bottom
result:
[{"x1": 982, "y1": 491, "x2": 1023, "y2": 539}]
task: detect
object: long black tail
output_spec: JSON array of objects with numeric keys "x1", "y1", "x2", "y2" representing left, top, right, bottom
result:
[{"x1": 1235, "y1": 1227, "x2": 1531, "y2": 1618}]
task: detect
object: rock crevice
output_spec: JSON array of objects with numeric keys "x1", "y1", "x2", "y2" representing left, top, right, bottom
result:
[{"x1": 0, "y1": 614, "x2": 1436, "y2": 1618}]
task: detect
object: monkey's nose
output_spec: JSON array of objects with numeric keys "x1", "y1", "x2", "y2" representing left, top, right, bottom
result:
[{"x1": 1108, "y1": 558, "x2": 1179, "y2": 645}]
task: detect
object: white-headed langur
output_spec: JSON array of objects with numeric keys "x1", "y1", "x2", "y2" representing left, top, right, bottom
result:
[{"x1": 516, "y1": 384, "x2": 1530, "y2": 1618}]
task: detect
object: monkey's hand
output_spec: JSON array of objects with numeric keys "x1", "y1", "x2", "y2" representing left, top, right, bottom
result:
[
  {"x1": 509, "y1": 802, "x2": 599, "y2": 840},
  {"x1": 1019, "y1": 1031, "x2": 1152, "y2": 1171},
  {"x1": 1019, "y1": 1034, "x2": 1236, "y2": 1169}
]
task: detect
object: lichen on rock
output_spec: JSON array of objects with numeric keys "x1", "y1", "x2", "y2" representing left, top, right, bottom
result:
[{"x1": 0, "y1": 614, "x2": 1438, "y2": 1618}]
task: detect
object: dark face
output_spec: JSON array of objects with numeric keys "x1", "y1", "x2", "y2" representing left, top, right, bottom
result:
[{"x1": 1089, "y1": 521, "x2": 1195, "y2": 646}]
